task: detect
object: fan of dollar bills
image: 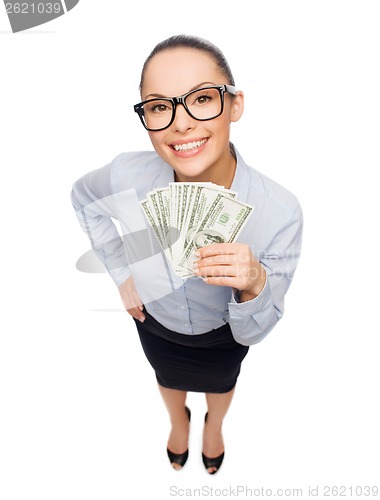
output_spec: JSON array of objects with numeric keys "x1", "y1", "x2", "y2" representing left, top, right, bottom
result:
[{"x1": 140, "y1": 182, "x2": 254, "y2": 278}]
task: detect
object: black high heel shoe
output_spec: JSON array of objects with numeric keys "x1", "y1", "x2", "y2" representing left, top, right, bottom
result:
[
  {"x1": 202, "y1": 412, "x2": 225, "y2": 474},
  {"x1": 167, "y1": 406, "x2": 191, "y2": 470}
]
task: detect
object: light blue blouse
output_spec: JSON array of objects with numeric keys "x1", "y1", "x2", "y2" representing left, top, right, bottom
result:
[{"x1": 71, "y1": 146, "x2": 303, "y2": 346}]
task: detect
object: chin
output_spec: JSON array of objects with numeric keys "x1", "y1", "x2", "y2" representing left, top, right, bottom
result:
[{"x1": 172, "y1": 162, "x2": 211, "y2": 180}]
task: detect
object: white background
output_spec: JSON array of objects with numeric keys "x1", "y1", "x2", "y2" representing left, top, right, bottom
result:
[{"x1": 1, "y1": 1, "x2": 379, "y2": 498}]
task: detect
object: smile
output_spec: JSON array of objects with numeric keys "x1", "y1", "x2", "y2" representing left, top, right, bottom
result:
[{"x1": 172, "y1": 139, "x2": 208, "y2": 152}]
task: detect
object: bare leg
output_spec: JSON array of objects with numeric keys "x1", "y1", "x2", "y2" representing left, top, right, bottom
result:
[
  {"x1": 158, "y1": 384, "x2": 189, "y2": 470},
  {"x1": 203, "y1": 386, "x2": 235, "y2": 473}
]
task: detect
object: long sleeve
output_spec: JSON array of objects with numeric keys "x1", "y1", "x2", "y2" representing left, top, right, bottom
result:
[
  {"x1": 70, "y1": 162, "x2": 131, "y2": 286},
  {"x1": 228, "y1": 198, "x2": 303, "y2": 346},
  {"x1": 70, "y1": 148, "x2": 303, "y2": 339}
]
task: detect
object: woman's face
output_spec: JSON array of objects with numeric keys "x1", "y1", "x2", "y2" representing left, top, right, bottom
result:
[{"x1": 141, "y1": 48, "x2": 244, "y2": 186}]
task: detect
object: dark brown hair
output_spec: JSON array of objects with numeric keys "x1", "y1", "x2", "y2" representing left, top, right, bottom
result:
[{"x1": 139, "y1": 34, "x2": 235, "y2": 94}]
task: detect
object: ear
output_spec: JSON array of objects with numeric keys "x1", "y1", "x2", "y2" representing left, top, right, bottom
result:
[{"x1": 230, "y1": 90, "x2": 244, "y2": 123}]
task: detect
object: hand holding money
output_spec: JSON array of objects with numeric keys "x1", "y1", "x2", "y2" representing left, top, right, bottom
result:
[
  {"x1": 193, "y1": 242, "x2": 267, "y2": 300},
  {"x1": 140, "y1": 182, "x2": 254, "y2": 278}
]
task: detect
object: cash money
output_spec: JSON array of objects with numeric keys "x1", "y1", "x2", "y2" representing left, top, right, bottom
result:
[{"x1": 140, "y1": 182, "x2": 254, "y2": 277}]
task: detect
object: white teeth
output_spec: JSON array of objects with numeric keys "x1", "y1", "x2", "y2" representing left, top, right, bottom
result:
[{"x1": 173, "y1": 139, "x2": 207, "y2": 151}]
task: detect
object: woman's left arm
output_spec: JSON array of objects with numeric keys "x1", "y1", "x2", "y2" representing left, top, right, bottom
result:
[{"x1": 194, "y1": 204, "x2": 303, "y2": 346}]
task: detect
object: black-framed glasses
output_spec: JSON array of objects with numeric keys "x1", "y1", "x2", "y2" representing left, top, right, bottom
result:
[{"x1": 133, "y1": 84, "x2": 237, "y2": 132}]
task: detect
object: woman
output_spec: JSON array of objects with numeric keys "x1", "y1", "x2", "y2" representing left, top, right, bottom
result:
[{"x1": 71, "y1": 35, "x2": 303, "y2": 474}]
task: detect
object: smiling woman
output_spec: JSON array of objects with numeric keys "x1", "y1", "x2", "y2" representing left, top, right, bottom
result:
[
  {"x1": 71, "y1": 34, "x2": 303, "y2": 475},
  {"x1": 139, "y1": 44, "x2": 244, "y2": 187}
]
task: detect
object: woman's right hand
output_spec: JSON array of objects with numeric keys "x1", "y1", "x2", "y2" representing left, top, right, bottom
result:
[{"x1": 118, "y1": 276, "x2": 145, "y2": 323}]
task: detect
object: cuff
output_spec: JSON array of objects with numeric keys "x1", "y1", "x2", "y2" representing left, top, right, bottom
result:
[{"x1": 229, "y1": 271, "x2": 270, "y2": 316}]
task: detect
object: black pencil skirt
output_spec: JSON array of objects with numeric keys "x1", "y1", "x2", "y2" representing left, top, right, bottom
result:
[{"x1": 133, "y1": 310, "x2": 249, "y2": 394}]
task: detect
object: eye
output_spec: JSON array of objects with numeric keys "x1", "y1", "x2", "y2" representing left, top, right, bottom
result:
[
  {"x1": 194, "y1": 93, "x2": 212, "y2": 105},
  {"x1": 151, "y1": 103, "x2": 171, "y2": 113}
]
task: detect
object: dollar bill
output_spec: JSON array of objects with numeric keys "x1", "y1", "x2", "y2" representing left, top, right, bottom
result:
[{"x1": 140, "y1": 182, "x2": 253, "y2": 278}]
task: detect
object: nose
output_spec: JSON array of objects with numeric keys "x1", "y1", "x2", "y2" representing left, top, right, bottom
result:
[{"x1": 172, "y1": 103, "x2": 196, "y2": 133}]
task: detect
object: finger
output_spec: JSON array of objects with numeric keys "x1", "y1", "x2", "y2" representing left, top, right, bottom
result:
[
  {"x1": 195, "y1": 243, "x2": 238, "y2": 258},
  {"x1": 195, "y1": 254, "x2": 236, "y2": 268},
  {"x1": 194, "y1": 265, "x2": 236, "y2": 278},
  {"x1": 127, "y1": 306, "x2": 146, "y2": 322}
]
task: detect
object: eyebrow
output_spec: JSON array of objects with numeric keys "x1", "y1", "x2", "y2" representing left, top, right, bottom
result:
[{"x1": 144, "y1": 81, "x2": 217, "y2": 100}]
